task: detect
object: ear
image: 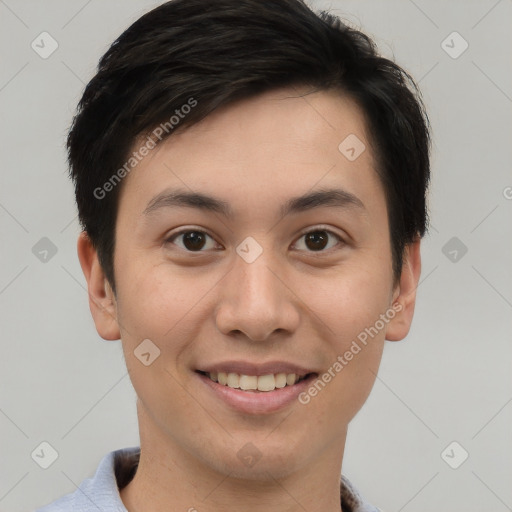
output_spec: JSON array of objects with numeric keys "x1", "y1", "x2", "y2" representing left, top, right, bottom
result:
[
  {"x1": 77, "y1": 231, "x2": 120, "y2": 341},
  {"x1": 385, "y1": 238, "x2": 422, "y2": 341}
]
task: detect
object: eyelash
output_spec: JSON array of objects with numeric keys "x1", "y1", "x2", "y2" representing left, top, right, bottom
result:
[{"x1": 164, "y1": 226, "x2": 345, "y2": 254}]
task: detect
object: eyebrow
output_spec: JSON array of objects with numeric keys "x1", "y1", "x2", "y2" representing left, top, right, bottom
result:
[
  {"x1": 143, "y1": 189, "x2": 234, "y2": 218},
  {"x1": 280, "y1": 187, "x2": 365, "y2": 217},
  {"x1": 142, "y1": 187, "x2": 365, "y2": 219}
]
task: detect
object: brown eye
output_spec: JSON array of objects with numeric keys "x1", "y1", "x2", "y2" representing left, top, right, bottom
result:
[
  {"x1": 166, "y1": 230, "x2": 218, "y2": 252},
  {"x1": 182, "y1": 231, "x2": 206, "y2": 251},
  {"x1": 294, "y1": 228, "x2": 342, "y2": 252},
  {"x1": 304, "y1": 231, "x2": 329, "y2": 251}
]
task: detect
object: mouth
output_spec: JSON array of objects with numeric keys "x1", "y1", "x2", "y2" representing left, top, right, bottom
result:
[
  {"x1": 196, "y1": 370, "x2": 316, "y2": 393},
  {"x1": 194, "y1": 361, "x2": 319, "y2": 414},
  {"x1": 195, "y1": 369, "x2": 318, "y2": 414}
]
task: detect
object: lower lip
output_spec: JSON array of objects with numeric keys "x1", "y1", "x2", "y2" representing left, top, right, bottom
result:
[{"x1": 196, "y1": 372, "x2": 317, "y2": 415}]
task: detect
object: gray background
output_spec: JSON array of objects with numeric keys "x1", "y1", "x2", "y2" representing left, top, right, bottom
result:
[{"x1": 1, "y1": 1, "x2": 511, "y2": 511}]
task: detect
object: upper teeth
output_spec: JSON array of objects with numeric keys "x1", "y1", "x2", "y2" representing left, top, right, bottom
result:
[{"x1": 207, "y1": 372, "x2": 304, "y2": 392}]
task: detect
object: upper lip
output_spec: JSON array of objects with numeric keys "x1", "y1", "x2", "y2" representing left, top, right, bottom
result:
[{"x1": 196, "y1": 361, "x2": 317, "y2": 377}]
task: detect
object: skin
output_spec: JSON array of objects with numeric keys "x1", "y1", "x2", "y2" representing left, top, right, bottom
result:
[{"x1": 78, "y1": 86, "x2": 421, "y2": 512}]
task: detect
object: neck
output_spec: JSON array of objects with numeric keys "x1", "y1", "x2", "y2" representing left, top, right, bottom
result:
[{"x1": 120, "y1": 402, "x2": 347, "y2": 512}]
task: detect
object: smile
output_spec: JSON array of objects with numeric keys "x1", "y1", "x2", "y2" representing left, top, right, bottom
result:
[
  {"x1": 198, "y1": 370, "x2": 312, "y2": 392},
  {"x1": 195, "y1": 367, "x2": 319, "y2": 414}
]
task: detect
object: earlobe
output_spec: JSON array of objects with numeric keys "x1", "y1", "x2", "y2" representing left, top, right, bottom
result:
[
  {"x1": 77, "y1": 231, "x2": 121, "y2": 341},
  {"x1": 385, "y1": 238, "x2": 422, "y2": 342}
]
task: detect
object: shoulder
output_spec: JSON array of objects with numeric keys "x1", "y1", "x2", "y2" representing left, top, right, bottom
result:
[
  {"x1": 34, "y1": 447, "x2": 140, "y2": 512},
  {"x1": 340, "y1": 474, "x2": 382, "y2": 512}
]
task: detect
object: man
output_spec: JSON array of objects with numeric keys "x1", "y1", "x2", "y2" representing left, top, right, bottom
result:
[{"x1": 37, "y1": 0, "x2": 430, "y2": 510}]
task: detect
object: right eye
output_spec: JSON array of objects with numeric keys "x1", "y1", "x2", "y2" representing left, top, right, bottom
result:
[{"x1": 164, "y1": 229, "x2": 221, "y2": 252}]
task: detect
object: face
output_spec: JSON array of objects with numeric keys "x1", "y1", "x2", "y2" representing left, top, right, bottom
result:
[{"x1": 79, "y1": 86, "x2": 420, "y2": 481}]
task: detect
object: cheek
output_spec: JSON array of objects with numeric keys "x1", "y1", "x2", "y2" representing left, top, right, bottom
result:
[
  {"x1": 115, "y1": 256, "x2": 200, "y2": 340},
  {"x1": 295, "y1": 265, "x2": 390, "y2": 421},
  {"x1": 301, "y1": 261, "x2": 392, "y2": 342},
  {"x1": 114, "y1": 264, "x2": 204, "y2": 426},
  {"x1": 113, "y1": 260, "x2": 221, "y2": 387}
]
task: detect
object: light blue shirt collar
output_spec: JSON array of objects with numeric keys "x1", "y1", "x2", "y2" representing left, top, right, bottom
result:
[{"x1": 36, "y1": 446, "x2": 381, "y2": 512}]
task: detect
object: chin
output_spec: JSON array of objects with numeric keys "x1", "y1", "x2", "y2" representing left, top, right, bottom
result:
[{"x1": 201, "y1": 436, "x2": 307, "y2": 481}]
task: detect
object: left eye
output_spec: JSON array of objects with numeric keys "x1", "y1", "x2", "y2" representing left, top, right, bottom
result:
[
  {"x1": 294, "y1": 229, "x2": 342, "y2": 252},
  {"x1": 166, "y1": 230, "x2": 219, "y2": 252}
]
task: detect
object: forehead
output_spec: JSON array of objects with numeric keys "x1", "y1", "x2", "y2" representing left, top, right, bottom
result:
[{"x1": 118, "y1": 86, "x2": 384, "y2": 222}]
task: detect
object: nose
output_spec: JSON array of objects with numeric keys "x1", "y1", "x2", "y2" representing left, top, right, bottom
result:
[{"x1": 214, "y1": 246, "x2": 300, "y2": 342}]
